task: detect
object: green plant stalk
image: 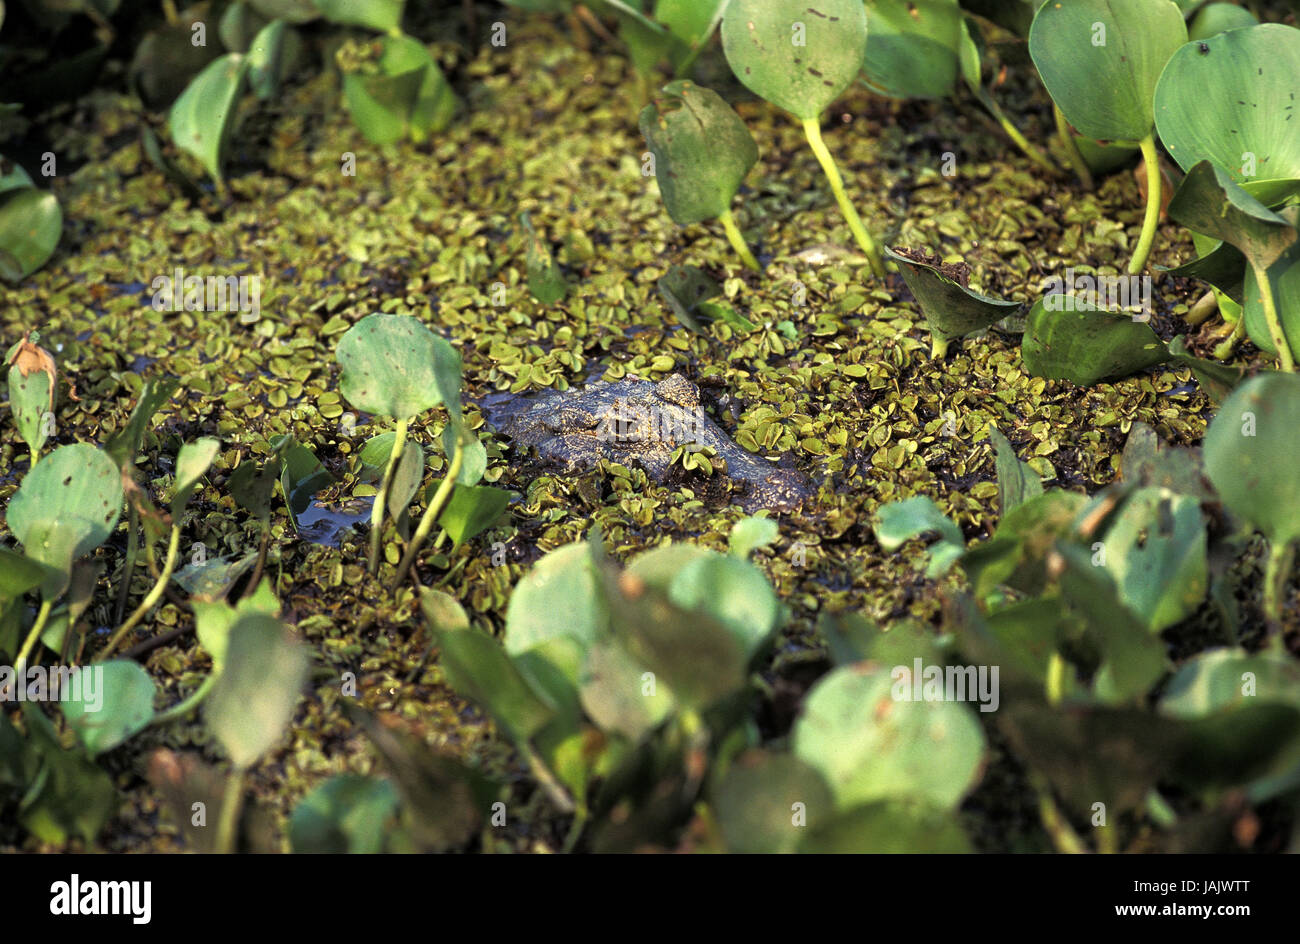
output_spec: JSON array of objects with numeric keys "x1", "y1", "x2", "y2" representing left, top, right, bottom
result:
[
  {"x1": 1031, "y1": 772, "x2": 1088, "y2": 854},
  {"x1": 151, "y1": 673, "x2": 217, "y2": 726},
  {"x1": 672, "y1": 0, "x2": 729, "y2": 79},
  {"x1": 13, "y1": 599, "x2": 54, "y2": 672},
  {"x1": 799, "y1": 117, "x2": 886, "y2": 278},
  {"x1": 717, "y1": 208, "x2": 760, "y2": 271},
  {"x1": 1251, "y1": 261, "x2": 1295, "y2": 373},
  {"x1": 1053, "y1": 105, "x2": 1093, "y2": 191},
  {"x1": 1211, "y1": 316, "x2": 1246, "y2": 361},
  {"x1": 114, "y1": 504, "x2": 140, "y2": 625},
  {"x1": 100, "y1": 523, "x2": 182, "y2": 660},
  {"x1": 1263, "y1": 541, "x2": 1295, "y2": 622},
  {"x1": 930, "y1": 334, "x2": 951, "y2": 359},
  {"x1": 369, "y1": 418, "x2": 410, "y2": 573},
  {"x1": 391, "y1": 438, "x2": 465, "y2": 588},
  {"x1": 1185, "y1": 290, "x2": 1219, "y2": 327},
  {"x1": 977, "y1": 91, "x2": 1057, "y2": 174},
  {"x1": 1127, "y1": 135, "x2": 1161, "y2": 275},
  {"x1": 1045, "y1": 651, "x2": 1066, "y2": 706},
  {"x1": 215, "y1": 767, "x2": 245, "y2": 855}
]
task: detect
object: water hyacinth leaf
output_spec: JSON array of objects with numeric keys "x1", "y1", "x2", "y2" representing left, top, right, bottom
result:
[
  {"x1": 1119, "y1": 419, "x2": 1214, "y2": 500},
  {"x1": 713, "y1": 751, "x2": 834, "y2": 853},
  {"x1": 861, "y1": 0, "x2": 965, "y2": 100},
  {"x1": 192, "y1": 579, "x2": 280, "y2": 673},
  {"x1": 336, "y1": 313, "x2": 450, "y2": 419},
  {"x1": 1099, "y1": 487, "x2": 1208, "y2": 633},
  {"x1": 205, "y1": 613, "x2": 309, "y2": 768},
  {"x1": 1187, "y1": 3, "x2": 1257, "y2": 41},
  {"x1": 721, "y1": 0, "x2": 867, "y2": 120},
  {"x1": 504, "y1": 543, "x2": 609, "y2": 658},
  {"x1": 520, "y1": 212, "x2": 567, "y2": 305},
  {"x1": 7, "y1": 444, "x2": 123, "y2": 562},
  {"x1": 171, "y1": 437, "x2": 220, "y2": 516},
  {"x1": 793, "y1": 664, "x2": 986, "y2": 811},
  {"x1": 341, "y1": 35, "x2": 456, "y2": 146},
  {"x1": 1155, "y1": 24, "x2": 1300, "y2": 185},
  {"x1": 17, "y1": 702, "x2": 117, "y2": 845},
  {"x1": 1166, "y1": 162, "x2": 1296, "y2": 273},
  {"x1": 874, "y1": 496, "x2": 964, "y2": 577},
  {"x1": 60, "y1": 660, "x2": 156, "y2": 756},
  {"x1": 0, "y1": 545, "x2": 56, "y2": 599},
  {"x1": 1028, "y1": 0, "x2": 1186, "y2": 143},
  {"x1": 1203, "y1": 373, "x2": 1300, "y2": 549},
  {"x1": 382, "y1": 441, "x2": 423, "y2": 529},
  {"x1": 313, "y1": 0, "x2": 404, "y2": 31},
  {"x1": 228, "y1": 458, "x2": 278, "y2": 523},
  {"x1": 289, "y1": 774, "x2": 399, "y2": 854},
  {"x1": 7, "y1": 363, "x2": 51, "y2": 457},
  {"x1": 1162, "y1": 238, "x2": 1246, "y2": 304},
  {"x1": 219, "y1": 1, "x2": 268, "y2": 52},
  {"x1": 0, "y1": 187, "x2": 61, "y2": 281},
  {"x1": 989, "y1": 427, "x2": 1042, "y2": 516},
  {"x1": 168, "y1": 54, "x2": 250, "y2": 186},
  {"x1": 728, "y1": 515, "x2": 778, "y2": 560},
  {"x1": 885, "y1": 247, "x2": 1021, "y2": 357},
  {"x1": 436, "y1": 483, "x2": 512, "y2": 547},
  {"x1": 171, "y1": 549, "x2": 259, "y2": 601},
  {"x1": 0, "y1": 158, "x2": 34, "y2": 193},
  {"x1": 246, "y1": 18, "x2": 292, "y2": 100},
  {"x1": 436, "y1": 627, "x2": 556, "y2": 741},
  {"x1": 105, "y1": 378, "x2": 178, "y2": 470},
  {"x1": 1162, "y1": 648, "x2": 1300, "y2": 719},
  {"x1": 799, "y1": 800, "x2": 973, "y2": 853},
  {"x1": 639, "y1": 81, "x2": 757, "y2": 225},
  {"x1": 441, "y1": 426, "x2": 485, "y2": 486},
  {"x1": 658, "y1": 265, "x2": 721, "y2": 334},
  {"x1": 579, "y1": 637, "x2": 675, "y2": 741},
  {"x1": 661, "y1": 552, "x2": 780, "y2": 660},
  {"x1": 657, "y1": 0, "x2": 724, "y2": 51},
  {"x1": 276, "y1": 436, "x2": 336, "y2": 525},
  {"x1": 1021, "y1": 294, "x2": 1170, "y2": 385}
]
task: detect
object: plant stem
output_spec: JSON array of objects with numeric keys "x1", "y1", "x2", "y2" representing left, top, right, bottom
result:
[
  {"x1": 369, "y1": 418, "x2": 409, "y2": 573},
  {"x1": 1252, "y1": 261, "x2": 1295, "y2": 372},
  {"x1": 13, "y1": 599, "x2": 54, "y2": 673},
  {"x1": 115, "y1": 504, "x2": 140, "y2": 624},
  {"x1": 1031, "y1": 772, "x2": 1088, "y2": 854},
  {"x1": 391, "y1": 439, "x2": 465, "y2": 588},
  {"x1": 799, "y1": 116, "x2": 886, "y2": 278},
  {"x1": 1128, "y1": 135, "x2": 1161, "y2": 275},
  {"x1": 1053, "y1": 105, "x2": 1093, "y2": 190},
  {"x1": 977, "y1": 91, "x2": 1057, "y2": 174},
  {"x1": 1263, "y1": 541, "x2": 1295, "y2": 623},
  {"x1": 215, "y1": 767, "x2": 245, "y2": 855},
  {"x1": 930, "y1": 335, "x2": 951, "y2": 359},
  {"x1": 1211, "y1": 316, "x2": 1246, "y2": 361},
  {"x1": 100, "y1": 523, "x2": 181, "y2": 660},
  {"x1": 1046, "y1": 651, "x2": 1066, "y2": 706},
  {"x1": 151, "y1": 673, "x2": 217, "y2": 726},
  {"x1": 1185, "y1": 290, "x2": 1219, "y2": 327},
  {"x1": 717, "y1": 208, "x2": 760, "y2": 271}
]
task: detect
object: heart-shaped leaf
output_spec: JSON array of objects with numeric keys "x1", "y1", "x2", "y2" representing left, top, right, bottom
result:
[
  {"x1": 721, "y1": 0, "x2": 868, "y2": 119},
  {"x1": 1021, "y1": 294, "x2": 1170, "y2": 385},
  {"x1": 1203, "y1": 372, "x2": 1300, "y2": 549},
  {"x1": 336, "y1": 313, "x2": 457, "y2": 419},
  {"x1": 0, "y1": 187, "x2": 61, "y2": 281},
  {"x1": 60, "y1": 660, "x2": 156, "y2": 756},
  {"x1": 639, "y1": 80, "x2": 758, "y2": 225},
  {"x1": 168, "y1": 53, "x2": 250, "y2": 186},
  {"x1": 794, "y1": 663, "x2": 987, "y2": 810},
  {"x1": 436, "y1": 483, "x2": 511, "y2": 547},
  {"x1": 7, "y1": 443, "x2": 123, "y2": 563},
  {"x1": 1030, "y1": 0, "x2": 1186, "y2": 142},
  {"x1": 1187, "y1": 3, "x2": 1257, "y2": 41},
  {"x1": 1155, "y1": 23, "x2": 1300, "y2": 186}
]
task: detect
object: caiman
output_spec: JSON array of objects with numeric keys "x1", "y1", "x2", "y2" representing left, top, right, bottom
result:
[{"x1": 482, "y1": 373, "x2": 810, "y2": 513}]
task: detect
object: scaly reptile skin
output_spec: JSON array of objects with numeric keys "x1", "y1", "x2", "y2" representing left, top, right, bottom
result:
[{"x1": 484, "y1": 373, "x2": 810, "y2": 513}]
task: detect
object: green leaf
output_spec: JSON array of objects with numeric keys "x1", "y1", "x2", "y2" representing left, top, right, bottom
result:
[
  {"x1": 441, "y1": 426, "x2": 485, "y2": 485},
  {"x1": 171, "y1": 437, "x2": 220, "y2": 517},
  {"x1": 874, "y1": 496, "x2": 964, "y2": 577},
  {"x1": 246, "y1": 19, "x2": 290, "y2": 100},
  {"x1": 728, "y1": 515, "x2": 778, "y2": 559},
  {"x1": 1029, "y1": 0, "x2": 1186, "y2": 142},
  {"x1": 0, "y1": 187, "x2": 61, "y2": 281},
  {"x1": 313, "y1": 0, "x2": 403, "y2": 31},
  {"x1": 1167, "y1": 334, "x2": 1247, "y2": 406},
  {"x1": 578, "y1": 636, "x2": 675, "y2": 741},
  {"x1": 1166, "y1": 161, "x2": 1296, "y2": 273},
  {"x1": 504, "y1": 543, "x2": 609, "y2": 660},
  {"x1": 793, "y1": 663, "x2": 986, "y2": 810},
  {"x1": 657, "y1": 265, "x2": 722, "y2": 333},
  {"x1": 714, "y1": 750, "x2": 835, "y2": 853},
  {"x1": 798, "y1": 800, "x2": 973, "y2": 853},
  {"x1": 436, "y1": 483, "x2": 511, "y2": 547},
  {"x1": 336, "y1": 313, "x2": 457, "y2": 419},
  {"x1": 639, "y1": 80, "x2": 757, "y2": 225},
  {"x1": 721, "y1": 0, "x2": 867, "y2": 119},
  {"x1": 1187, "y1": 3, "x2": 1257, "y2": 41},
  {"x1": 205, "y1": 613, "x2": 309, "y2": 768},
  {"x1": 275, "y1": 435, "x2": 336, "y2": 525},
  {"x1": 1203, "y1": 372, "x2": 1300, "y2": 548},
  {"x1": 192, "y1": 579, "x2": 280, "y2": 673},
  {"x1": 989, "y1": 426, "x2": 1042, "y2": 516},
  {"x1": 168, "y1": 53, "x2": 250, "y2": 186},
  {"x1": 1155, "y1": 23, "x2": 1300, "y2": 185},
  {"x1": 1099, "y1": 487, "x2": 1208, "y2": 633},
  {"x1": 885, "y1": 246, "x2": 1021, "y2": 356},
  {"x1": 520, "y1": 212, "x2": 567, "y2": 305},
  {"x1": 104, "y1": 378, "x2": 179, "y2": 470},
  {"x1": 383, "y1": 441, "x2": 423, "y2": 530},
  {"x1": 862, "y1": 0, "x2": 965, "y2": 100},
  {"x1": 17, "y1": 701, "x2": 117, "y2": 845},
  {"x1": 0, "y1": 545, "x2": 57, "y2": 600},
  {"x1": 59, "y1": 660, "x2": 156, "y2": 756},
  {"x1": 7, "y1": 363, "x2": 51, "y2": 456},
  {"x1": 341, "y1": 35, "x2": 456, "y2": 145},
  {"x1": 7, "y1": 444, "x2": 123, "y2": 563},
  {"x1": 289, "y1": 773, "x2": 399, "y2": 854},
  {"x1": 1021, "y1": 294, "x2": 1170, "y2": 386},
  {"x1": 436, "y1": 627, "x2": 557, "y2": 740}
]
